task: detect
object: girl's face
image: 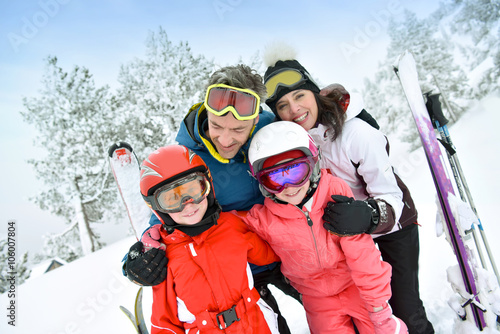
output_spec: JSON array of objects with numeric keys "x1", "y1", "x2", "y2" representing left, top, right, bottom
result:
[
  {"x1": 168, "y1": 198, "x2": 208, "y2": 226},
  {"x1": 275, "y1": 89, "x2": 318, "y2": 131},
  {"x1": 274, "y1": 180, "x2": 311, "y2": 206}
]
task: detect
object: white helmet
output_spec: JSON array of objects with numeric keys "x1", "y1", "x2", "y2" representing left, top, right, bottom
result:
[{"x1": 249, "y1": 121, "x2": 320, "y2": 196}]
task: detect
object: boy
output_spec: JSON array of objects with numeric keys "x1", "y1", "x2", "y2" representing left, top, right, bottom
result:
[{"x1": 140, "y1": 144, "x2": 280, "y2": 333}]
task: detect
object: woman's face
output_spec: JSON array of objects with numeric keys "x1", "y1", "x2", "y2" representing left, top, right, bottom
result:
[{"x1": 275, "y1": 89, "x2": 318, "y2": 131}]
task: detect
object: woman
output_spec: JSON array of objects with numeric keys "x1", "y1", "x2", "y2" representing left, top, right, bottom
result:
[{"x1": 262, "y1": 51, "x2": 434, "y2": 334}]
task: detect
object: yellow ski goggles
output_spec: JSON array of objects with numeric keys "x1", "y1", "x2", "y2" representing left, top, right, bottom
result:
[
  {"x1": 264, "y1": 69, "x2": 311, "y2": 102},
  {"x1": 204, "y1": 84, "x2": 260, "y2": 121}
]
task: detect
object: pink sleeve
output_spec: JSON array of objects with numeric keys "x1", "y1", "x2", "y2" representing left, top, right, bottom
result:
[{"x1": 339, "y1": 234, "x2": 392, "y2": 308}]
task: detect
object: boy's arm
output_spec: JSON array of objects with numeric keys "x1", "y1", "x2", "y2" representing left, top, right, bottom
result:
[
  {"x1": 244, "y1": 229, "x2": 280, "y2": 266},
  {"x1": 150, "y1": 268, "x2": 185, "y2": 334}
]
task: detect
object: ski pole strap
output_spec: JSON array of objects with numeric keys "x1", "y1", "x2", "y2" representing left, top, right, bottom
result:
[
  {"x1": 189, "y1": 287, "x2": 260, "y2": 330},
  {"x1": 437, "y1": 138, "x2": 456, "y2": 155}
]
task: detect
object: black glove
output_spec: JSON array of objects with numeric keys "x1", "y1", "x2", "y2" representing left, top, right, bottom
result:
[
  {"x1": 322, "y1": 195, "x2": 379, "y2": 236},
  {"x1": 124, "y1": 241, "x2": 168, "y2": 286}
]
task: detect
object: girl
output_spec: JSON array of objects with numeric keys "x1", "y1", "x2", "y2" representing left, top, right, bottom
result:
[{"x1": 243, "y1": 121, "x2": 407, "y2": 334}]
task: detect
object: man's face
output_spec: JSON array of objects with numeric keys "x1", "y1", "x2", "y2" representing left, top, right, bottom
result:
[{"x1": 206, "y1": 111, "x2": 258, "y2": 160}]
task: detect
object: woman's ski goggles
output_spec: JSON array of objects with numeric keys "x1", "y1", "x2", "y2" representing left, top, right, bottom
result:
[
  {"x1": 204, "y1": 84, "x2": 260, "y2": 121},
  {"x1": 147, "y1": 172, "x2": 210, "y2": 213},
  {"x1": 264, "y1": 69, "x2": 311, "y2": 102},
  {"x1": 256, "y1": 156, "x2": 315, "y2": 194}
]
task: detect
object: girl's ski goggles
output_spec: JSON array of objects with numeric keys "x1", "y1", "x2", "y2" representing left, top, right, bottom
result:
[
  {"x1": 147, "y1": 172, "x2": 210, "y2": 213},
  {"x1": 256, "y1": 156, "x2": 315, "y2": 194},
  {"x1": 264, "y1": 69, "x2": 312, "y2": 102},
  {"x1": 204, "y1": 84, "x2": 260, "y2": 121}
]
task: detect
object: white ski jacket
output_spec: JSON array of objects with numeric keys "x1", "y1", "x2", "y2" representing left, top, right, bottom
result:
[{"x1": 309, "y1": 93, "x2": 416, "y2": 237}]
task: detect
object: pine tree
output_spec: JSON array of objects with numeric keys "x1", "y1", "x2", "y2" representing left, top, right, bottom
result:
[
  {"x1": 0, "y1": 239, "x2": 31, "y2": 293},
  {"x1": 21, "y1": 56, "x2": 117, "y2": 259},
  {"x1": 436, "y1": 0, "x2": 500, "y2": 96},
  {"x1": 363, "y1": 10, "x2": 472, "y2": 148},
  {"x1": 113, "y1": 27, "x2": 214, "y2": 160}
]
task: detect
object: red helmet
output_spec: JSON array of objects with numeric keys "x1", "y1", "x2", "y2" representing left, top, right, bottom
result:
[
  {"x1": 140, "y1": 145, "x2": 211, "y2": 197},
  {"x1": 140, "y1": 145, "x2": 217, "y2": 227}
]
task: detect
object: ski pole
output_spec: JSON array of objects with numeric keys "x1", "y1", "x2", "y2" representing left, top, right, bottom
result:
[{"x1": 440, "y1": 123, "x2": 500, "y2": 284}]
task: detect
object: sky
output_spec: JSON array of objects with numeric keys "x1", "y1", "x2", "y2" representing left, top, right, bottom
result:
[{"x1": 0, "y1": 0, "x2": 441, "y2": 257}]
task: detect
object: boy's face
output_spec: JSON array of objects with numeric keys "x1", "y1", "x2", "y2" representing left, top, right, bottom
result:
[
  {"x1": 168, "y1": 198, "x2": 208, "y2": 226},
  {"x1": 274, "y1": 180, "x2": 310, "y2": 206}
]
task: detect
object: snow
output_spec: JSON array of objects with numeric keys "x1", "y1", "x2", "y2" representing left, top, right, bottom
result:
[{"x1": 1, "y1": 97, "x2": 500, "y2": 333}]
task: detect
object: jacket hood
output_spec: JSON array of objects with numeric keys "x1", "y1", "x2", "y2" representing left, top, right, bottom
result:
[{"x1": 344, "y1": 92, "x2": 365, "y2": 122}]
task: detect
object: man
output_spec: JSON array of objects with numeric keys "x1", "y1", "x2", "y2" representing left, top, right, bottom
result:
[{"x1": 124, "y1": 64, "x2": 300, "y2": 334}]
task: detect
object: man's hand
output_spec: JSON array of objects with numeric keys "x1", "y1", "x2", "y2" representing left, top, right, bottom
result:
[
  {"x1": 124, "y1": 241, "x2": 168, "y2": 286},
  {"x1": 322, "y1": 195, "x2": 379, "y2": 236}
]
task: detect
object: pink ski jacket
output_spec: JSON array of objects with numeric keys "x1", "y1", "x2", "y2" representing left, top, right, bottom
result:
[{"x1": 243, "y1": 170, "x2": 392, "y2": 308}]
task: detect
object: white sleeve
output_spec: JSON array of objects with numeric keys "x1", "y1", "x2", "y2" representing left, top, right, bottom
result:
[{"x1": 346, "y1": 121, "x2": 404, "y2": 224}]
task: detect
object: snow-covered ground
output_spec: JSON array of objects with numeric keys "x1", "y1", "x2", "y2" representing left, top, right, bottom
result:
[{"x1": 1, "y1": 96, "x2": 499, "y2": 333}]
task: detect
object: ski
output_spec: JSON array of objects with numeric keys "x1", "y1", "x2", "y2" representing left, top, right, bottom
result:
[
  {"x1": 120, "y1": 305, "x2": 140, "y2": 333},
  {"x1": 120, "y1": 287, "x2": 149, "y2": 334},
  {"x1": 135, "y1": 287, "x2": 149, "y2": 334},
  {"x1": 108, "y1": 142, "x2": 151, "y2": 240},
  {"x1": 393, "y1": 50, "x2": 487, "y2": 330}
]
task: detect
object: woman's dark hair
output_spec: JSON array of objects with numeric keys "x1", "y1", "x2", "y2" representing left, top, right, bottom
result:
[{"x1": 314, "y1": 90, "x2": 345, "y2": 141}]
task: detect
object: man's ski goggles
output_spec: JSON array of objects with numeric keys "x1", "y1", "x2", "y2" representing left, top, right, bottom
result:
[
  {"x1": 204, "y1": 84, "x2": 260, "y2": 121},
  {"x1": 256, "y1": 156, "x2": 315, "y2": 194},
  {"x1": 147, "y1": 172, "x2": 210, "y2": 213},
  {"x1": 264, "y1": 69, "x2": 311, "y2": 102}
]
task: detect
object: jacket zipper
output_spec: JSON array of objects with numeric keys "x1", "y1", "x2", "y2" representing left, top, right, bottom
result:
[{"x1": 302, "y1": 210, "x2": 323, "y2": 268}]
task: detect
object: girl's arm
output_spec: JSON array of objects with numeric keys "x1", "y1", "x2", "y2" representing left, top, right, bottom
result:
[{"x1": 339, "y1": 234, "x2": 392, "y2": 308}]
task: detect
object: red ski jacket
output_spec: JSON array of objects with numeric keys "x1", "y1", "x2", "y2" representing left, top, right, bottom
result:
[{"x1": 150, "y1": 212, "x2": 280, "y2": 334}]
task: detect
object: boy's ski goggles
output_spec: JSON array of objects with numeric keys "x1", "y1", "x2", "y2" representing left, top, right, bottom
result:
[
  {"x1": 256, "y1": 156, "x2": 315, "y2": 194},
  {"x1": 147, "y1": 172, "x2": 210, "y2": 213},
  {"x1": 204, "y1": 84, "x2": 260, "y2": 121},
  {"x1": 264, "y1": 69, "x2": 311, "y2": 102}
]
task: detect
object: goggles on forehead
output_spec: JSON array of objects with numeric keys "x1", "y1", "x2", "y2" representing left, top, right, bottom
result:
[
  {"x1": 264, "y1": 69, "x2": 312, "y2": 102},
  {"x1": 256, "y1": 156, "x2": 315, "y2": 194},
  {"x1": 146, "y1": 172, "x2": 210, "y2": 213},
  {"x1": 204, "y1": 84, "x2": 260, "y2": 121}
]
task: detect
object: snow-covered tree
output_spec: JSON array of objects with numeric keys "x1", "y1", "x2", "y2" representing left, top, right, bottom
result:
[
  {"x1": 113, "y1": 27, "x2": 215, "y2": 160},
  {"x1": 0, "y1": 239, "x2": 30, "y2": 293},
  {"x1": 363, "y1": 10, "x2": 472, "y2": 148},
  {"x1": 21, "y1": 56, "x2": 117, "y2": 258},
  {"x1": 435, "y1": 0, "x2": 500, "y2": 96}
]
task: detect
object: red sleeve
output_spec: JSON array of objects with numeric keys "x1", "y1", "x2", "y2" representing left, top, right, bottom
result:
[
  {"x1": 339, "y1": 234, "x2": 392, "y2": 308},
  {"x1": 226, "y1": 212, "x2": 279, "y2": 265},
  {"x1": 150, "y1": 266, "x2": 184, "y2": 334},
  {"x1": 245, "y1": 229, "x2": 280, "y2": 265}
]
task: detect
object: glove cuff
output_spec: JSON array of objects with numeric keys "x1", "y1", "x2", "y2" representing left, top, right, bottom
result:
[{"x1": 365, "y1": 199, "x2": 380, "y2": 234}]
